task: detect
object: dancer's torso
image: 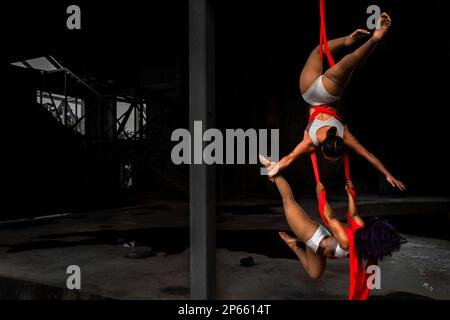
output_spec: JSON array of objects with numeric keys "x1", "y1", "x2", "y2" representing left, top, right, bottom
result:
[
  {"x1": 307, "y1": 107, "x2": 345, "y2": 146},
  {"x1": 318, "y1": 236, "x2": 349, "y2": 259},
  {"x1": 307, "y1": 224, "x2": 349, "y2": 259}
]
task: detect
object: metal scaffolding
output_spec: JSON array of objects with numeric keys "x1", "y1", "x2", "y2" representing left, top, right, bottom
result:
[{"x1": 11, "y1": 55, "x2": 188, "y2": 194}]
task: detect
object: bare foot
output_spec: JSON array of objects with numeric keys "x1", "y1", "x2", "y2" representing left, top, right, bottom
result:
[
  {"x1": 373, "y1": 12, "x2": 392, "y2": 41},
  {"x1": 259, "y1": 155, "x2": 278, "y2": 182},
  {"x1": 279, "y1": 232, "x2": 298, "y2": 250},
  {"x1": 345, "y1": 29, "x2": 370, "y2": 46},
  {"x1": 259, "y1": 154, "x2": 272, "y2": 167}
]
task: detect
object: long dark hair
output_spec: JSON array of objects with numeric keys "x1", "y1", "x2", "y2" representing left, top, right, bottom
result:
[
  {"x1": 322, "y1": 127, "x2": 344, "y2": 158},
  {"x1": 354, "y1": 217, "x2": 402, "y2": 261}
]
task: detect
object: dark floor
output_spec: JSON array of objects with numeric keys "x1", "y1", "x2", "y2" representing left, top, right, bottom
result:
[{"x1": 0, "y1": 196, "x2": 449, "y2": 299}]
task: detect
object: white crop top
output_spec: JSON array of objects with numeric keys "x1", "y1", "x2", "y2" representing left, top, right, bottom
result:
[{"x1": 308, "y1": 117, "x2": 344, "y2": 146}]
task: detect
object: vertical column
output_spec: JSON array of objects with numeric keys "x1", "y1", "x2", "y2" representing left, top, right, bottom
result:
[
  {"x1": 189, "y1": 0, "x2": 216, "y2": 300},
  {"x1": 103, "y1": 98, "x2": 117, "y2": 139}
]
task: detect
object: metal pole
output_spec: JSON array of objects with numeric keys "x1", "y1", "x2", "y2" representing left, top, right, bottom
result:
[
  {"x1": 75, "y1": 97, "x2": 78, "y2": 132},
  {"x1": 139, "y1": 99, "x2": 144, "y2": 139},
  {"x1": 134, "y1": 101, "x2": 137, "y2": 139},
  {"x1": 64, "y1": 71, "x2": 68, "y2": 126},
  {"x1": 189, "y1": 0, "x2": 216, "y2": 300}
]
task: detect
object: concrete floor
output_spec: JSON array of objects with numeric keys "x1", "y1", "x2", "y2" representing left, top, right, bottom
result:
[{"x1": 0, "y1": 196, "x2": 449, "y2": 299}]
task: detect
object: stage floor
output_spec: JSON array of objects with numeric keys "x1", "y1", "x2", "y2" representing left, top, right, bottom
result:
[{"x1": 0, "y1": 196, "x2": 449, "y2": 299}]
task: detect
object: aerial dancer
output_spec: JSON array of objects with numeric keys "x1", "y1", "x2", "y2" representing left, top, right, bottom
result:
[
  {"x1": 260, "y1": 155, "x2": 402, "y2": 298},
  {"x1": 268, "y1": 12, "x2": 405, "y2": 191}
]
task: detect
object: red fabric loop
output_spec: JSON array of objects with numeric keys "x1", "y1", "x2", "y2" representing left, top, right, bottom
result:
[
  {"x1": 319, "y1": 0, "x2": 335, "y2": 67},
  {"x1": 308, "y1": 105, "x2": 341, "y2": 124}
]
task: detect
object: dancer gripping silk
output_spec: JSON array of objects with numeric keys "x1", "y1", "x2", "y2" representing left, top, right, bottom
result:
[
  {"x1": 269, "y1": 13, "x2": 405, "y2": 191},
  {"x1": 260, "y1": 155, "x2": 402, "y2": 281}
]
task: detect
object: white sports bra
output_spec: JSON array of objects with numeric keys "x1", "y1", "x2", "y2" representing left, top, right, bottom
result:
[{"x1": 307, "y1": 117, "x2": 344, "y2": 146}]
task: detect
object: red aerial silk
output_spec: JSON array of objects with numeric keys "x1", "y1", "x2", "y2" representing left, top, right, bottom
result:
[
  {"x1": 319, "y1": 0, "x2": 335, "y2": 67},
  {"x1": 309, "y1": 107, "x2": 377, "y2": 300},
  {"x1": 343, "y1": 214, "x2": 378, "y2": 300},
  {"x1": 309, "y1": 0, "x2": 378, "y2": 300}
]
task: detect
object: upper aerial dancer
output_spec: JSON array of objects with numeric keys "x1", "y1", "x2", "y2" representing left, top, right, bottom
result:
[
  {"x1": 268, "y1": 12, "x2": 405, "y2": 191},
  {"x1": 260, "y1": 155, "x2": 402, "y2": 299}
]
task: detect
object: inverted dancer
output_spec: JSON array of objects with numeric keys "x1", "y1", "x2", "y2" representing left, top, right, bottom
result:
[
  {"x1": 260, "y1": 155, "x2": 402, "y2": 280},
  {"x1": 269, "y1": 13, "x2": 405, "y2": 191}
]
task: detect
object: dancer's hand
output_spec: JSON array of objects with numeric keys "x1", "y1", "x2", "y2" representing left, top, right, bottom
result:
[
  {"x1": 316, "y1": 183, "x2": 326, "y2": 198},
  {"x1": 345, "y1": 180, "x2": 354, "y2": 193},
  {"x1": 386, "y1": 175, "x2": 406, "y2": 191}
]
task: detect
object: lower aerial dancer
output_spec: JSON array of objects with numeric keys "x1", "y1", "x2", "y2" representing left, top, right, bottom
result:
[{"x1": 260, "y1": 155, "x2": 402, "y2": 298}]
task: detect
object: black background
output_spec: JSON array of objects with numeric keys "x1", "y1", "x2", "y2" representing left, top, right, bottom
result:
[{"x1": 2, "y1": 0, "x2": 450, "y2": 217}]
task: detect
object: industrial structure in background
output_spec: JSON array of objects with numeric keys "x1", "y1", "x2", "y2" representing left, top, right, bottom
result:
[{"x1": 7, "y1": 55, "x2": 187, "y2": 218}]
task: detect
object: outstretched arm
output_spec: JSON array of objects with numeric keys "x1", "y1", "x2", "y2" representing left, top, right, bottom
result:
[
  {"x1": 316, "y1": 183, "x2": 349, "y2": 250},
  {"x1": 268, "y1": 131, "x2": 316, "y2": 178},
  {"x1": 343, "y1": 127, "x2": 406, "y2": 191}
]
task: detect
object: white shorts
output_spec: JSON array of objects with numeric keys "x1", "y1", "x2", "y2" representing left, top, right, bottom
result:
[
  {"x1": 305, "y1": 224, "x2": 331, "y2": 253},
  {"x1": 302, "y1": 75, "x2": 340, "y2": 106}
]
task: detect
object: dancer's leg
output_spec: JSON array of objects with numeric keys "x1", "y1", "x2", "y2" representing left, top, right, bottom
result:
[
  {"x1": 299, "y1": 30, "x2": 370, "y2": 94},
  {"x1": 299, "y1": 37, "x2": 345, "y2": 94},
  {"x1": 279, "y1": 232, "x2": 326, "y2": 279},
  {"x1": 323, "y1": 13, "x2": 392, "y2": 96},
  {"x1": 273, "y1": 174, "x2": 326, "y2": 279},
  {"x1": 260, "y1": 155, "x2": 326, "y2": 278},
  {"x1": 273, "y1": 175, "x2": 317, "y2": 241}
]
